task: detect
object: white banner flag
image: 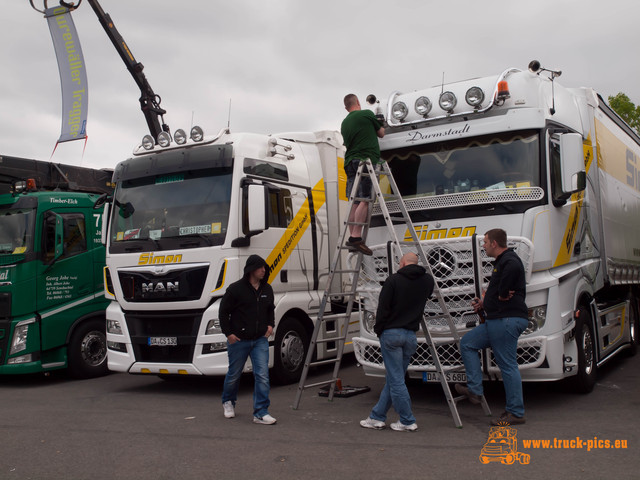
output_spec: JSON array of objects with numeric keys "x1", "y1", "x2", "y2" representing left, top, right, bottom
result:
[{"x1": 45, "y1": 6, "x2": 88, "y2": 143}]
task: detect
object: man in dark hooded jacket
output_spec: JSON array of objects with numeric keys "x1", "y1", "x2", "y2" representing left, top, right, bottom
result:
[
  {"x1": 220, "y1": 255, "x2": 277, "y2": 425},
  {"x1": 360, "y1": 252, "x2": 434, "y2": 432}
]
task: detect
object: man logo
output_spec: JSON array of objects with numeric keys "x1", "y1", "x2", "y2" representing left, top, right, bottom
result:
[{"x1": 141, "y1": 282, "x2": 179, "y2": 293}]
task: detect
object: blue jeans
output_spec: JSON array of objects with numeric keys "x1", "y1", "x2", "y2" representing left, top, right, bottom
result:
[
  {"x1": 459, "y1": 317, "x2": 528, "y2": 417},
  {"x1": 221, "y1": 336, "x2": 270, "y2": 417},
  {"x1": 370, "y1": 328, "x2": 418, "y2": 425}
]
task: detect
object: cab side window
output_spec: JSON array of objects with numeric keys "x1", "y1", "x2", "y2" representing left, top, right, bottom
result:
[
  {"x1": 267, "y1": 188, "x2": 293, "y2": 228},
  {"x1": 43, "y1": 212, "x2": 87, "y2": 262}
]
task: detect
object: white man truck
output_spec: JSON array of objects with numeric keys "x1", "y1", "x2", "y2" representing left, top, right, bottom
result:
[
  {"x1": 352, "y1": 61, "x2": 640, "y2": 392},
  {"x1": 103, "y1": 128, "x2": 358, "y2": 383}
]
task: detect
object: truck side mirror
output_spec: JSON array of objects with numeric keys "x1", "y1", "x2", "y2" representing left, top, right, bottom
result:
[
  {"x1": 560, "y1": 133, "x2": 586, "y2": 193},
  {"x1": 54, "y1": 214, "x2": 64, "y2": 261},
  {"x1": 101, "y1": 202, "x2": 111, "y2": 246},
  {"x1": 247, "y1": 184, "x2": 268, "y2": 234},
  {"x1": 231, "y1": 183, "x2": 270, "y2": 248}
]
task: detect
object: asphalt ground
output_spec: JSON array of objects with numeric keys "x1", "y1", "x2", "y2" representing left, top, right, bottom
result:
[{"x1": 1, "y1": 352, "x2": 638, "y2": 480}]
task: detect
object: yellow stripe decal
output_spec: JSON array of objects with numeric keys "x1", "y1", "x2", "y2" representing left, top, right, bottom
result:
[
  {"x1": 211, "y1": 259, "x2": 228, "y2": 293},
  {"x1": 266, "y1": 179, "x2": 326, "y2": 283}
]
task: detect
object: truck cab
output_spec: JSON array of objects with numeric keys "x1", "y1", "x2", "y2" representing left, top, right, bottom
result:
[
  {"x1": 103, "y1": 127, "x2": 355, "y2": 383},
  {"x1": 0, "y1": 156, "x2": 113, "y2": 376}
]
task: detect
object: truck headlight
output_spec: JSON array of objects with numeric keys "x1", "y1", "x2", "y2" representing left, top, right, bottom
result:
[
  {"x1": 362, "y1": 311, "x2": 376, "y2": 336},
  {"x1": 10, "y1": 323, "x2": 31, "y2": 355},
  {"x1": 206, "y1": 319, "x2": 222, "y2": 335},
  {"x1": 415, "y1": 96, "x2": 432, "y2": 116},
  {"x1": 524, "y1": 306, "x2": 546, "y2": 335},
  {"x1": 391, "y1": 102, "x2": 408, "y2": 121},
  {"x1": 107, "y1": 320, "x2": 123, "y2": 335}
]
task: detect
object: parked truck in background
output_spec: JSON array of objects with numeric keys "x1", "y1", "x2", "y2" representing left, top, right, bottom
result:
[
  {"x1": 0, "y1": 156, "x2": 113, "y2": 377},
  {"x1": 352, "y1": 61, "x2": 640, "y2": 392}
]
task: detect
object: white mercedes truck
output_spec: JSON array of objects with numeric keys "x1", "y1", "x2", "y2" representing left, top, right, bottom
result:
[{"x1": 353, "y1": 61, "x2": 640, "y2": 392}]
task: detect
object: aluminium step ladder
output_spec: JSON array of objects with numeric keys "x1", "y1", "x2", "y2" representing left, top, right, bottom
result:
[{"x1": 292, "y1": 159, "x2": 491, "y2": 427}]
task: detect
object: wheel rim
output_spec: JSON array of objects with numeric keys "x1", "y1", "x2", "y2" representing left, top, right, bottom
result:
[
  {"x1": 279, "y1": 330, "x2": 305, "y2": 372},
  {"x1": 582, "y1": 324, "x2": 594, "y2": 375},
  {"x1": 631, "y1": 316, "x2": 637, "y2": 343},
  {"x1": 81, "y1": 331, "x2": 107, "y2": 367}
]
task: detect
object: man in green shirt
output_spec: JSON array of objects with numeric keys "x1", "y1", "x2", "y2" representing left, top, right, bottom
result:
[{"x1": 340, "y1": 94, "x2": 385, "y2": 255}]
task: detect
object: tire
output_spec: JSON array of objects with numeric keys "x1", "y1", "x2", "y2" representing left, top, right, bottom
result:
[
  {"x1": 626, "y1": 295, "x2": 640, "y2": 357},
  {"x1": 272, "y1": 316, "x2": 309, "y2": 385},
  {"x1": 479, "y1": 455, "x2": 490, "y2": 464},
  {"x1": 67, "y1": 319, "x2": 108, "y2": 379},
  {"x1": 570, "y1": 307, "x2": 597, "y2": 393}
]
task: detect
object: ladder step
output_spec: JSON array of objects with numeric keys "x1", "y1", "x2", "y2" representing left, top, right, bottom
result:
[
  {"x1": 327, "y1": 291, "x2": 357, "y2": 297},
  {"x1": 317, "y1": 313, "x2": 350, "y2": 321},
  {"x1": 312, "y1": 336, "x2": 347, "y2": 344},
  {"x1": 307, "y1": 358, "x2": 341, "y2": 367},
  {"x1": 300, "y1": 379, "x2": 338, "y2": 390},
  {"x1": 345, "y1": 221, "x2": 369, "y2": 226}
]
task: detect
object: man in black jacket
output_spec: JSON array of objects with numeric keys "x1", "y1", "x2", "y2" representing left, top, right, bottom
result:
[
  {"x1": 456, "y1": 228, "x2": 529, "y2": 425},
  {"x1": 220, "y1": 255, "x2": 277, "y2": 425},
  {"x1": 360, "y1": 252, "x2": 434, "y2": 432}
]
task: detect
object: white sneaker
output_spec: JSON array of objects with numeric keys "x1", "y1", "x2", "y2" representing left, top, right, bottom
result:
[
  {"x1": 360, "y1": 417, "x2": 386, "y2": 430},
  {"x1": 390, "y1": 421, "x2": 418, "y2": 432},
  {"x1": 222, "y1": 401, "x2": 235, "y2": 418},
  {"x1": 253, "y1": 414, "x2": 277, "y2": 425}
]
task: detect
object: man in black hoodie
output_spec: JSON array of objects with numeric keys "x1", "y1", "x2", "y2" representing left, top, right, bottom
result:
[
  {"x1": 220, "y1": 255, "x2": 277, "y2": 425},
  {"x1": 360, "y1": 252, "x2": 434, "y2": 432}
]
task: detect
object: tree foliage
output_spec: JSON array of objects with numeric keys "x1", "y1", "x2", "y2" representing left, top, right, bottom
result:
[{"x1": 608, "y1": 93, "x2": 640, "y2": 134}]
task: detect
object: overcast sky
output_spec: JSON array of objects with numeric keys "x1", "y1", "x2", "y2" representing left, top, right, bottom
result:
[{"x1": 2, "y1": 0, "x2": 639, "y2": 170}]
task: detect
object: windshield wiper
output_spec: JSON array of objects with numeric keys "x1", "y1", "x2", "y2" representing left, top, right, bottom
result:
[
  {"x1": 121, "y1": 237, "x2": 162, "y2": 252},
  {"x1": 178, "y1": 233, "x2": 213, "y2": 248}
]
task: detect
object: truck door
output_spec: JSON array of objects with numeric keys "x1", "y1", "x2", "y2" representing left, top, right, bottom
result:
[
  {"x1": 243, "y1": 181, "x2": 318, "y2": 292},
  {"x1": 37, "y1": 210, "x2": 94, "y2": 350}
]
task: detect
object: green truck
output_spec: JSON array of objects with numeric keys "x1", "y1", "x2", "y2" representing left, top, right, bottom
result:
[{"x1": 0, "y1": 156, "x2": 113, "y2": 377}]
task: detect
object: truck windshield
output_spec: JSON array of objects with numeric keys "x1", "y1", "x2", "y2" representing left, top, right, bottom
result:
[
  {"x1": 109, "y1": 167, "x2": 232, "y2": 252},
  {"x1": 0, "y1": 208, "x2": 35, "y2": 255},
  {"x1": 383, "y1": 130, "x2": 541, "y2": 200}
]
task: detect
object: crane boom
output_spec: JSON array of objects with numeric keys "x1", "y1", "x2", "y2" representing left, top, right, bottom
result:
[{"x1": 83, "y1": 0, "x2": 170, "y2": 140}]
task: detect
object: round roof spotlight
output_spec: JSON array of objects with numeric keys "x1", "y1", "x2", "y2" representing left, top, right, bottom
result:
[
  {"x1": 141, "y1": 134, "x2": 155, "y2": 150},
  {"x1": 157, "y1": 131, "x2": 171, "y2": 148},
  {"x1": 190, "y1": 126, "x2": 204, "y2": 142},
  {"x1": 174, "y1": 128, "x2": 187, "y2": 145},
  {"x1": 439, "y1": 91, "x2": 457, "y2": 112},
  {"x1": 415, "y1": 96, "x2": 432, "y2": 116},
  {"x1": 391, "y1": 101, "x2": 409, "y2": 121},
  {"x1": 465, "y1": 87, "x2": 485, "y2": 107}
]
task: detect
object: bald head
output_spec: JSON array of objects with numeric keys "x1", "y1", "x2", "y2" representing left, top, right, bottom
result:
[{"x1": 399, "y1": 252, "x2": 419, "y2": 269}]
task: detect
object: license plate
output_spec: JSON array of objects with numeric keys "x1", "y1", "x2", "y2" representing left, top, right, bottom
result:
[
  {"x1": 423, "y1": 371, "x2": 467, "y2": 383},
  {"x1": 148, "y1": 336, "x2": 177, "y2": 346}
]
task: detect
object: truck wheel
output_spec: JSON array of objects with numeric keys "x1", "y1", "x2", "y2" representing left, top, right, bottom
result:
[
  {"x1": 626, "y1": 295, "x2": 640, "y2": 356},
  {"x1": 68, "y1": 319, "x2": 108, "y2": 379},
  {"x1": 272, "y1": 317, "x2": 309, "y2": 385},
  {"x1": 570, "y1": 308, "x2": 597, "y2": 393},
  {"x1": 479, "y1": 455, "x2": 490, "y2": 464},
  {"x1": 502, "y1": 453, "x2": 515, "y2": 465}
]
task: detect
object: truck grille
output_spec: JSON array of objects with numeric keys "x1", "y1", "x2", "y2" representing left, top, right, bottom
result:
[
  {"x1": 124, "y1": 310, "x2": 202, "y2": 363},
  {"x1": 353, "y1": 335, "x2": 546, "y2": 373},
  {"x1": 353, "y1": 236, "x2": 535, "y2": 371},
  {"x1": 118, "y1": 265, "x2": 208, "y2": 302}
]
